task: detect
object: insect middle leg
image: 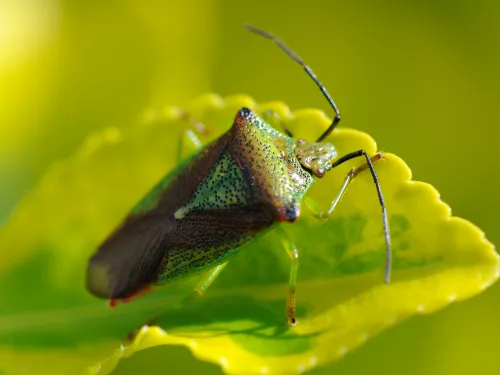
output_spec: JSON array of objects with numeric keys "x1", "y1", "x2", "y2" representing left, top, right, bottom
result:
[
  {"x1": 179, "y1": 262, "x2": 229, "y2": 305},
  {"x1": 276, "y1": 226, "x2": 300, "y2": 326}
]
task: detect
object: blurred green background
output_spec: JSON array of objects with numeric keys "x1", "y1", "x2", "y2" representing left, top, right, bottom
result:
[{"x1": 1, "y1": 0, "x2": 499, "y2": 374}]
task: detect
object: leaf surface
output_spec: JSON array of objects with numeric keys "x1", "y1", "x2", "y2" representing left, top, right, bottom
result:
[{"x1": 0, "y1": 94, "x2": 497, "y2": 375}]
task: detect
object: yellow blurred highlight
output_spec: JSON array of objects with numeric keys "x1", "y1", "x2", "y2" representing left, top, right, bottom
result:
[{"x1": 0, "y1": 0, "x2": 60, "y2": 151}]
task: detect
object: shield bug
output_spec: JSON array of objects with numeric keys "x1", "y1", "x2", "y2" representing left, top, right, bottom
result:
[{"x1": 86, "y1": 25, "x2": 391, "y2": 326}]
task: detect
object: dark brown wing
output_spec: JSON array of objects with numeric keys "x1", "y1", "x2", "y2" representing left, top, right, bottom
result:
[
  {"x1": 86, "y1": 132, "x2": 233, "y2": 300},
  {"x1": 158, "y1": 205, "x2": 274, "y2": 282},
  {"x1": 86, "y1": 213, "x2": 174, "y2": 299}
]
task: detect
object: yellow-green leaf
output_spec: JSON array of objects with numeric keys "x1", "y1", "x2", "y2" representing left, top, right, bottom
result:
[{"x1": 0, "y1": 94, "x2": 497, "y2": 375}]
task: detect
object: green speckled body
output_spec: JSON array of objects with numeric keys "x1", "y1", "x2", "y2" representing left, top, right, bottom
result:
[{"x1": 86, "y1": 108, "x2": 337, "y2": 300}]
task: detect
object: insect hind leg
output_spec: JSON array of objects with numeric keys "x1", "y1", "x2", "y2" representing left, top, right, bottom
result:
[
  {"x1": 126, "y1": 263, "x2": 229, "y2": 342},
  {"x1": 306, "y1": 151, "x2": 391, "y2": 284},
  {"x1": 176, "y1": 108, "x2": 208, "y2": 162},
  {"x1": 177, "y1": 129, "x2": 203, "y2": 162}
]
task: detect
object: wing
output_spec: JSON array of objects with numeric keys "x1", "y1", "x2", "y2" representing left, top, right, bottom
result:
[
  {"x1": 86, "y1": 213, "x2": 174, "y2": 299},
  {"x1": 87, "y1": 133, "x2": 233, "y2": 300},
  {"x1": 158, "y1": 205, "x2": 274, "y2": 282}
]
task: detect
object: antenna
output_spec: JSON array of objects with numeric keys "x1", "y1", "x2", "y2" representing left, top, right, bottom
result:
[{"x1": 245, "y1": 24, "x2": 341, "y2": 142}]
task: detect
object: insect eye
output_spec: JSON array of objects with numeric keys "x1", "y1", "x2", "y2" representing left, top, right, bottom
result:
[
  {"x1": 238, "y1": 107, "x2": 252, "y2": 117},
  {"x1": 284, "y1": 207, "x2": 298, "y2": 222}
]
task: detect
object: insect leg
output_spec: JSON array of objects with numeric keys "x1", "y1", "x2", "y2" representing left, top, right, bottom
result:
[
  {"x1": 305, "y1": 154, "x2": 383, "y2": 218},
  {"x1": 276, "y1": 226, "x2": 300, "y2": 326},
  {"x1": 306, "y1": 152, "x2": 391, "y2": 284},
  {"x1": 177, "y1": 129, "x2": 203, "y2": 163},
  {"x1": 126, "y1": 262, "x2": 229, "y2": 340},
  {"x1": 325, "y1": 153, "x2": 384, "y2": 217},
  {"x1": 176, "y1": 108, "x2": 207, "y2": 162},
  {"x1": 181, "y1": 262, "x2": 229, "y2": 305},
  {"x1": 178, "y1": 108, "x2": 208, "y2": 134}
]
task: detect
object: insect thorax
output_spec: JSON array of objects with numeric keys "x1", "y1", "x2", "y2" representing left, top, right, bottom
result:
[
  {"x1": 156, "y1": 110, "x2": 322, "y2": 282},
  {"x1": 228, "y1": 110, "x2": 315, "y2": 222},
  {"x1": 172, "y1": 110, "x2": 318, "y2": 223}
]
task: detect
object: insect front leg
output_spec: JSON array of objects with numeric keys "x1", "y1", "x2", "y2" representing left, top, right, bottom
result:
[
  {"x1": 305, "y1": 151, "x2": 392, "y2": 283},
  {"x1": 276, "y1": 226, "x2": 300, "y2": 326},
  {"x1": 307, "y1": 153, "x2": 384, "y2": 219}
]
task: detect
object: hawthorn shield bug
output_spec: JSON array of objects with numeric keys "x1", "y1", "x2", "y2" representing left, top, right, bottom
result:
[{"x1": 86, "y1": 25, "x2": 391, "y2": 326}]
